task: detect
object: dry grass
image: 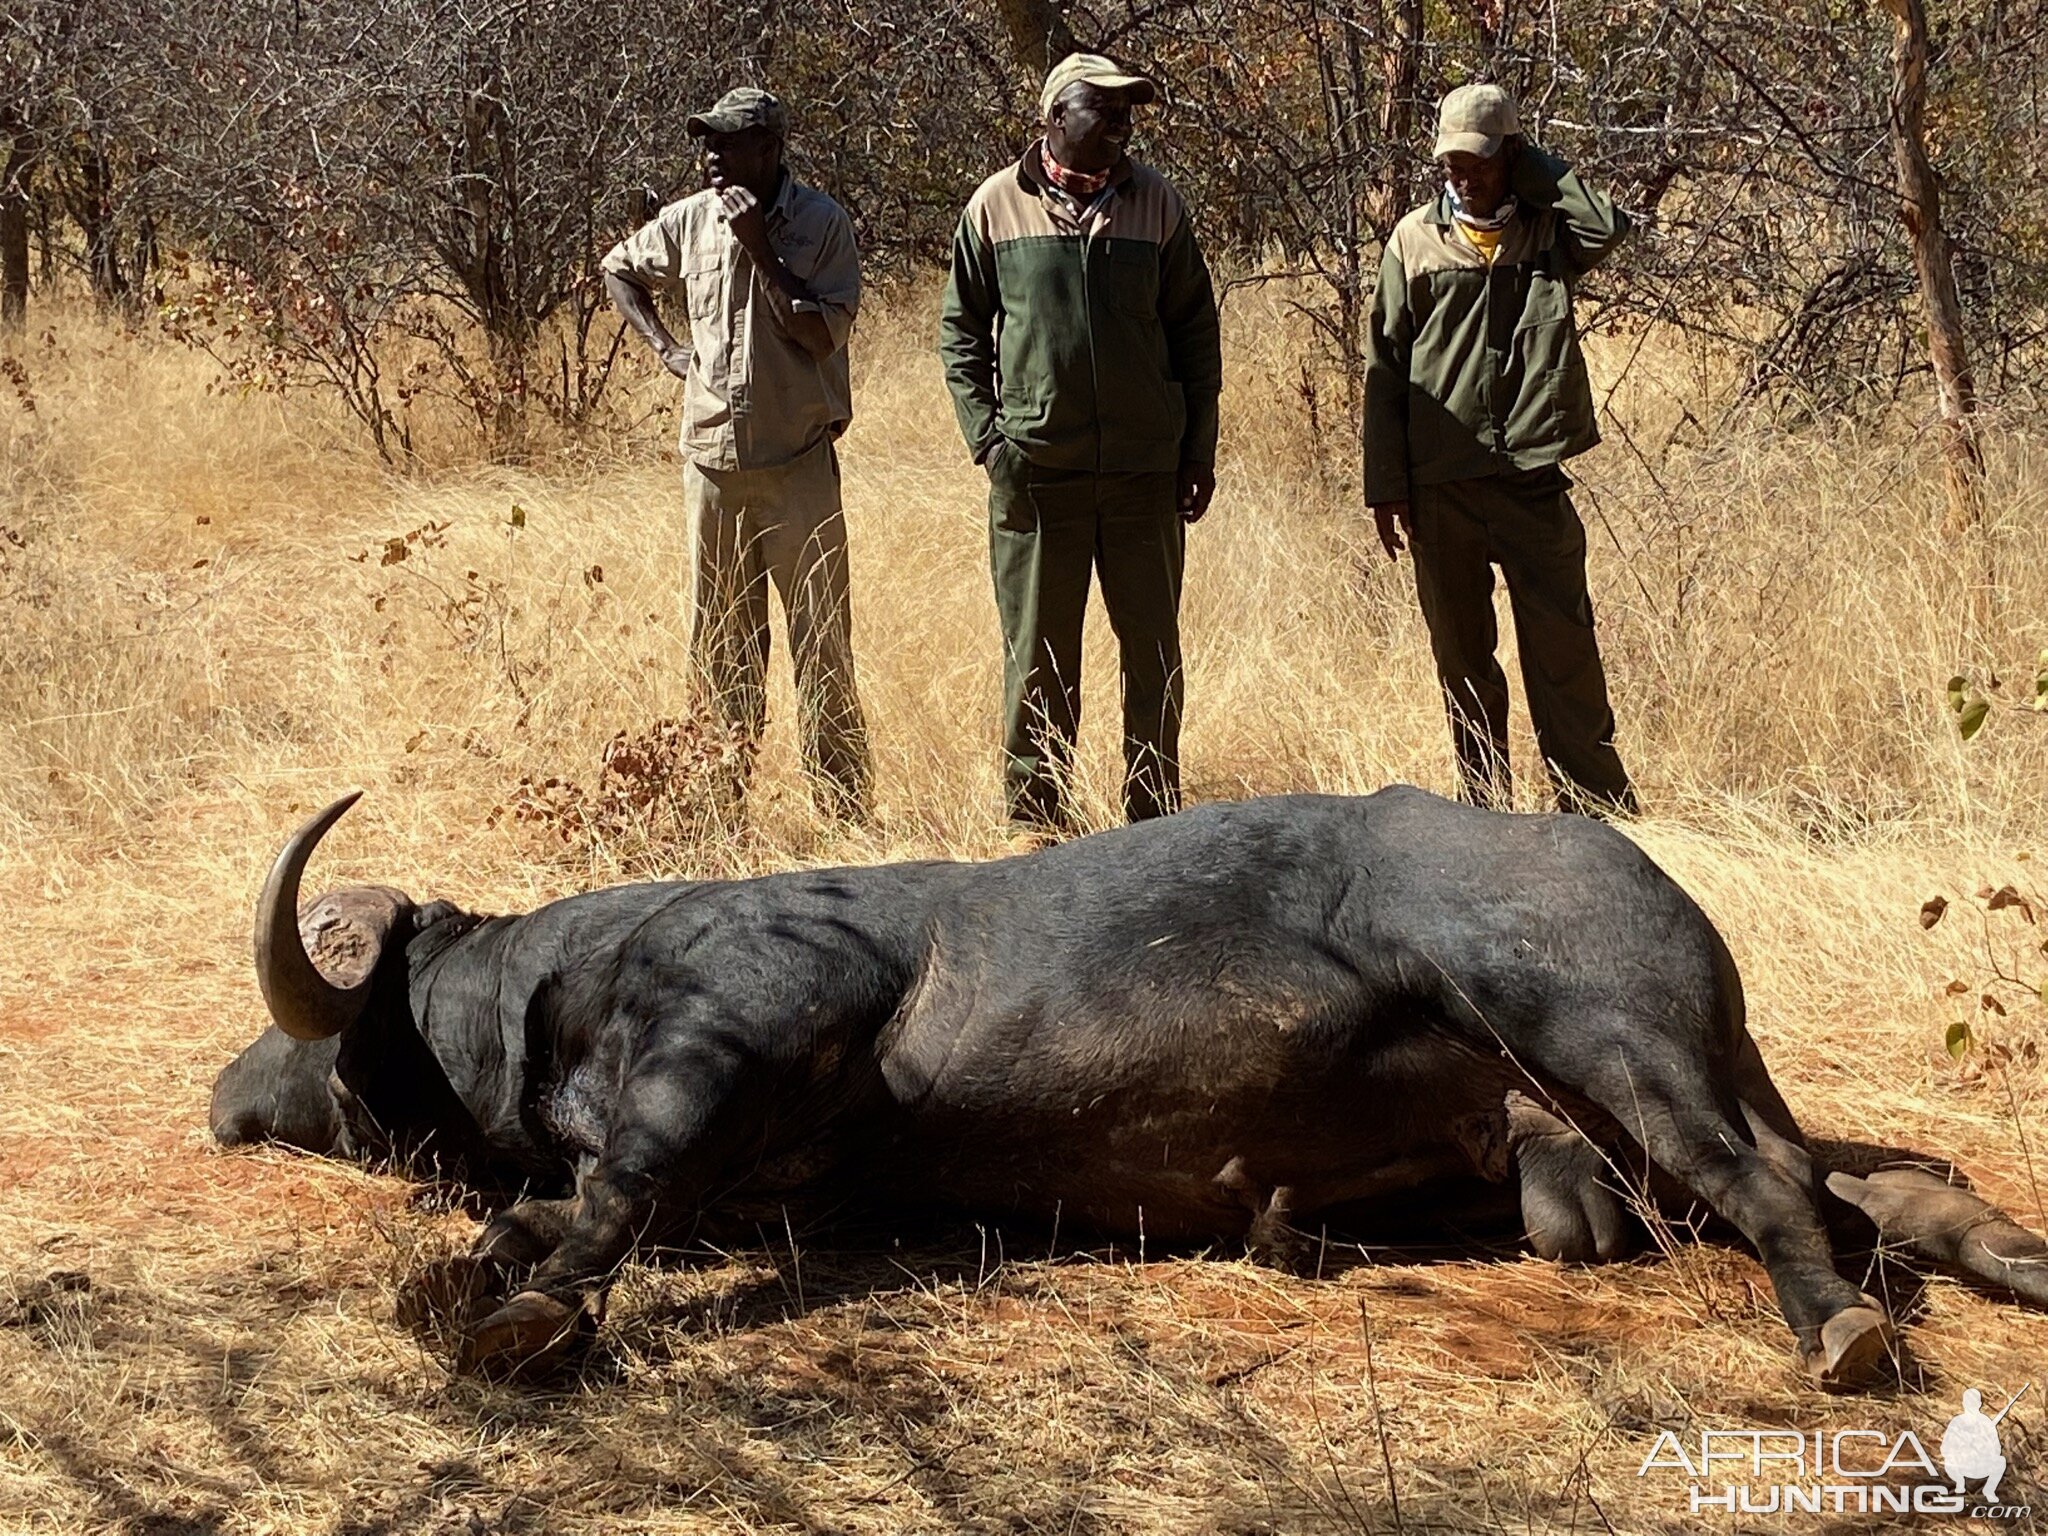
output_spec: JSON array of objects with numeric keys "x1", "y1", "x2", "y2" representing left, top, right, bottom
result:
[{"x1": 1, "y1": 283, "x2": 2046, "y2": 1534}]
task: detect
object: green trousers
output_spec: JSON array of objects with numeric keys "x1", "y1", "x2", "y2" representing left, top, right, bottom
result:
[
  {"x1": 1409, "y1": 465, "x2": 1636, "y2": 816},
  {"x1": 987, "y1": 443, "x2": 1184, "y2": 828}
]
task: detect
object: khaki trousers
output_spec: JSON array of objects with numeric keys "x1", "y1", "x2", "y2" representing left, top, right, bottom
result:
[
  {"x1": 1409, "y1": 465, "x2": 1635, "y2": 816},
  {"x1": 686, "y1": 437, "x2": 870, "y2": 817}
]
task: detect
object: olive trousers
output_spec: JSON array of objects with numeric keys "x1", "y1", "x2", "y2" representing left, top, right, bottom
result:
[
  {"x1": 987, "y1": 443, "x2": 1185, "y2": 829},
  {"x1": 1408, "y1": 464, "x2": 1635, "y2": 816}
]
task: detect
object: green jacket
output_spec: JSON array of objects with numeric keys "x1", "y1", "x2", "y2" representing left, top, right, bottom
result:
[
  {"x1": 1363, "y1": 147, "x2": 1629, "y2": 505},
  {"x1": 940, "y1": 145, "x2": 1221, "y2": 475}
]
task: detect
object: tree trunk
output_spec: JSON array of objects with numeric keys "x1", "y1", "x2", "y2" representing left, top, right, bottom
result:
[
  {"x1": 992, "y1": 0, "x2": 1080, "y2": 85},
  {"x1": 1463, "y1": 0, "x2": 1512, "y2": 70},
  {"x1": 1368, "y1": 0, "x2": 1423, "y2": 237},
  {"x1": 34, "y1": 182, "x2": 55, "y2": 286},
  {"x1": 61, "y1": 141, "x2": 128, "y2": 306},
  {"x1": 1633, "y1": 40, "x2": 1705, "y2": 222},
  {"x1": 134, "y1": 211, "x2": 160, "y2": 303},
  {"x1": 1, "y1": 130, "x2": 35, "y2": 328},
  {"x1": 447, "y1": 63, "x2": 530, "y2": 459},
  {"x1": 1308, "y1": 0, "x2": 1371, "y2": 410},
  {"x1": 1880, "y1": 0, "x2": 1982, "y2": 534}
]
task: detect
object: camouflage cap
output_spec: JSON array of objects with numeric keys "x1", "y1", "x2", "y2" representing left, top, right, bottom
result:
[
  {"x1": 1432, "y1": 82, "x2": 1519, "y2": 159},
  {"x1": 1039, "y1": 52, "x2": 1158, "y2": 119},
  {"x1": 687, "y1": 87, "x2": 788, "y2": 139}
]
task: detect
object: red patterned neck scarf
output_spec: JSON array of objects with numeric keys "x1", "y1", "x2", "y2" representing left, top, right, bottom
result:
[{"x1": 1039, "y1": 141, "x2": 1113, "y2": 199}]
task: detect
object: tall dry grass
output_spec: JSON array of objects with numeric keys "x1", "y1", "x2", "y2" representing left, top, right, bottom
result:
[{"x1": 1, "y1": 286, "x2": 2045, "y2": 1533}]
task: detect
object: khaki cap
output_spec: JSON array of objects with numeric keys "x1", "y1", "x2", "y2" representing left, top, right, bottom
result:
[
  {"x1": 1433, "y1": 82, "x2": 1519, "y2": 159},
  {"x1": 687, "y1": 87, "x2": 788, "y2": 139},
  {"x1": 1039, "y1": 52, "x2": 1158, "y2": 119}
]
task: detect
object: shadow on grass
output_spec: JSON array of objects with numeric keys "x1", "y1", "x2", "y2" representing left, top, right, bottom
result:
[{"x1": 20, "y1": 1128, "x2": 2028, "y2": 1534}]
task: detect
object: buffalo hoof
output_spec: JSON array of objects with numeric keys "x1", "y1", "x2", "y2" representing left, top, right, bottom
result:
[
  {"x1": 395, "y1": 1252, "x2": 518, "y2": 1360},
  {"x1": 1246, "y1": 1215, "x2": 1316, "y2": 1276},
  {"x1": 1805, "y1": 1299, "x2": 1894, "y2": 1392},
  {"x1": 399, "y1": 1253, "x2": 509, "y2": 1321},
  {"x1": 461, "y1": 1290, "x2": 592, "y2": 1381}
]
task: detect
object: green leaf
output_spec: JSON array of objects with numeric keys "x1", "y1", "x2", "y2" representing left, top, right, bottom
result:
[
  {"x1": 1959, "y1": 696, "x2": 1991, "y2": 739},
  {"x1": 1949, "y1": 674, "x2": 1971, "y2": 712},
  {"x1": 2033, "y1": 649, "x2": 2048, "y2": 711},
  {"x1": 509, "y1": 504, "x2": 527, "y2": 528},
  {"x1": 1946, "y1": 1020, "x2": 1973, "y2": 1059}
]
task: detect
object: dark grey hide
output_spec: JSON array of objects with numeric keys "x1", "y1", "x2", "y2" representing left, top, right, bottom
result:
[{"x1": 212, "y1": 787, "x2": 2048, "y2": 1383}]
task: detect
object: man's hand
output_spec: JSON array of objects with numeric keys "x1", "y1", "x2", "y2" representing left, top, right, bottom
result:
[
  {"x1": 603, "y1": 269, "x2": 691, "y2": 381},
  {"x1": 1177, "y1": 463, "x2": 1216, "y2": 524},
  {"x1": 1507, "y1": 140, "x2": 1566, "y2": 208},
  {"x1": 716, "y1": 184, "x2": 835, "y2": 360},
  {"x1": 1371, "y1": 500, "x2": 1412, "y2": 559},
  {"x1": 718, "y1": 185, "x2": 771, "y2": 259}
]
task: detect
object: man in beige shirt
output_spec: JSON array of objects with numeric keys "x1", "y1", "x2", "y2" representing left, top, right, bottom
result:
[{"x1": 602, "y1": 87, "x2": 870, "y2": 821}]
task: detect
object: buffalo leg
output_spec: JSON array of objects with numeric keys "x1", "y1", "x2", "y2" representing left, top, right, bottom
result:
[
  {"x1": 476, "y1": 1194, "x2": 582, "y2": 1266},
  {"x1": 1826, "y1": 1167, "x2": 2048, "y2": 1306},
  {"x1": 1733, "y1": 1039, "x2": 2048, "y2": 1307},
  {"x1": 1506, "y1": 1091, "x2": 1638, "y2": 1262},
  {"x1": 398, "y1": 1194, "x2": 584, "y2": 1354},
  {"x1": 1730, "y1": 1037, "x2": 1827, "y2": 1194},
  {"x1": 463, "y1": 1038, "x2": 755, "y2": 1377},
  {"x1": 1563, "y1": 1042, "x2": 1890, "y2": 1387}
]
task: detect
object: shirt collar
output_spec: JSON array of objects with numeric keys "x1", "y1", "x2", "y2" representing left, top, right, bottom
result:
[
  {"x1": 1425, "y1": 186, "x2": 1520, "y2": 231},
  {"x1": 1016, "y1": 138, "x2": 1134, "y2": 200}
]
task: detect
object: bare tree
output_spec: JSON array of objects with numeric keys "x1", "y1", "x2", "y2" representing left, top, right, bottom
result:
[
  {"x1": 0, "y1": 5, "x2": 54, "y2": 327},
  {"x1": 1368, "y1": 0, "x2": 1424, "y2": 236},
  {"x1": 994, "y1": 0, "x2": 1082, "y2": 78},
  {"x1": 1881, "y1": 0, "x2": 1982, "y2": 532},
  {"x1": 37, "y1": 0, "x2": 2032, "y2": 464},
  {"x1": 0, "y1": 112, "x2": 34, "y2": 328}
]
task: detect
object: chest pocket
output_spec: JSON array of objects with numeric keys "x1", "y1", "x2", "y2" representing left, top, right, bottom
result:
[
  {"x1": 770, "y1": 227, "x2": 818, "y2": 286},
  {"x1": 1514, "y1": 228, "x2": 1573, "y2": 332},
  {"x1": 1098, "y1": 241, "x2": 1161, "y2": 320},
  {"x1": 683, "y1": 260, "x2": 723, "y2": 321},
  {"x1": 1518, "y1": 266, "x2": 1572, "y2": 332}
]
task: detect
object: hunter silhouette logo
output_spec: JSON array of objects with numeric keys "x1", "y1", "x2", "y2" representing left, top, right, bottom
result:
[
  {"x1": 1638, "y1": 1383, "x2": 2033, "y2": 1517},
  {"x1": 1943, "y1": 1385, "x2": 2026, "y2": 1502}
]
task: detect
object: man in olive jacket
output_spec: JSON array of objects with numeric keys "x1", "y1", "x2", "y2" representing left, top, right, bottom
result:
[
  {"x1": 1365, "y1": 84, "x2": 1637, "y2": 817},
  {"x1": 940, "y1": 53, "x2": 1222, "y2": 840}
]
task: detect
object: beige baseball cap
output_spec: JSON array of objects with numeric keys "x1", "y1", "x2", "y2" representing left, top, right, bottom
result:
[
  {"x1": 687, "y1": 87, "x2": 788, "y2": 139},
  {"x1": 1039, "y1": 52, "x2": 1158, "y2": 119},
  {"x1": 1433, "y1": 82, "x2": 1520, "y2": 159}
]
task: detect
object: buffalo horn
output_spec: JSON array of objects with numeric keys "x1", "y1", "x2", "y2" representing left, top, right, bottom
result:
[{"x1": 252, "y1": 791, "x2": 397, "y2": 1041}]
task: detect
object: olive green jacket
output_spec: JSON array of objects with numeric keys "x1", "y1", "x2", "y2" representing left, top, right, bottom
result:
[
  {"x1": 1363, "y1": 147, "x2": 1629, "y2": 505},
  {"x1": 939, "y1": 145, "x2": 1221, "y2": 474}
]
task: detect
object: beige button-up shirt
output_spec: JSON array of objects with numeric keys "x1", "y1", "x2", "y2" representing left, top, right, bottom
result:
[{"x1": 603, "y1": 174, "x2": 860, "y2": 471}]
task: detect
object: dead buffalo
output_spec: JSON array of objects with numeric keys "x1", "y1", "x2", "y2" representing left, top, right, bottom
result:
[{"x1": 211, "y1": 788, "x2": 2048, "y2": 1383}]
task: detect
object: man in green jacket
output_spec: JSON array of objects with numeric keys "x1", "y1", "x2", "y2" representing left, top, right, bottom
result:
[
  {"x1": 940, "y1": 53, "x2": 1222, "y2": 841},
  {"x1": 1365, "y1": 83, "x2": 1638, "y2": 817}
]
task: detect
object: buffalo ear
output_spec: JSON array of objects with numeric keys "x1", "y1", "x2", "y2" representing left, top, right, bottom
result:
[{"x1": 301, "y1": 887, "x2": 415, "y2": 992}]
